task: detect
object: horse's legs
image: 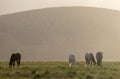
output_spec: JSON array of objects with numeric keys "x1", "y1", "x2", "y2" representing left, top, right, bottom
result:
[
  {"x1": 12, "y1": 61, "x2": 15, "y2": 67},
  {"x1": 17, "y1": 60, "x2": 20, "y2": 67}
]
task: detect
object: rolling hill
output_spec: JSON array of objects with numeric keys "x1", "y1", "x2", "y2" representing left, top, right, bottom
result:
[{"x1": 0, "y1": 7, "x2": 120, "y2": 61}]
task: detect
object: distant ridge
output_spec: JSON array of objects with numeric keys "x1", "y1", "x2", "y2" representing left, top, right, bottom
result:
[{"x1": 0, "y1": 6, "x2": 120, "y2": 16}]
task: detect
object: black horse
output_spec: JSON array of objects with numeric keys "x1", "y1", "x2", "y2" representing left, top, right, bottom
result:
[
  {"x1": 96, "y1": 51, "x2": 103, "y2": 66},
  {"x1": 9, "y1": 53, "x2": 21, "y2": 68},
  {"x1": 85, "y1": 52, "x2": 96, "y2": 67}
]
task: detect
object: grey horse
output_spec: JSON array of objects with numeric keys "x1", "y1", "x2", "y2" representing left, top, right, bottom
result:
[
  {"x1": 85, "y1": 52, "x2": 96, "y2": 67},
  {"x1": 96, "y1": 51, "x2": 103, "y2": 66},
  {"x1": 69, "y1": 54, "x2": 76, "y2": 66}
]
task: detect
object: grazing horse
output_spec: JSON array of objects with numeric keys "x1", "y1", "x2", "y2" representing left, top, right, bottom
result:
[
  {"x1": 69, "y1": 54, "x2": 76, "y2": 66},
  {"x1": 9, "y1": 53, "x2": 21, "y2": 68},
  {"x1": 96, "y1": 51, "x2": 103, "y2": 66},
  {"x1": 85, "y1": 52, "x2": 96, "y2": 67}
]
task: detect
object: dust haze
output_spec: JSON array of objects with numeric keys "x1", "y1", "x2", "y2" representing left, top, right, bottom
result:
[{"x1": 0, "y1": 7, "x2": 120, "y2": 61}]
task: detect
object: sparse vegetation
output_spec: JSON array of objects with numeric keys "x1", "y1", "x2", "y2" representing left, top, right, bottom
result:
[{"x1": 0, "y1": 62, "x2": 120, "y2": 79}]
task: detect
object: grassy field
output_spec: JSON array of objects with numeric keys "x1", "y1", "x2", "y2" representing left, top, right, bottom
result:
[{"x1": 0, "y1": 62, "x2": 120, "y2": 79}]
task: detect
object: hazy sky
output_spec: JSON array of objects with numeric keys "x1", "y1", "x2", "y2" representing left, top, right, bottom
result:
[{"x1": 1, "y1": 0, "x2": 120, "y2": 15}]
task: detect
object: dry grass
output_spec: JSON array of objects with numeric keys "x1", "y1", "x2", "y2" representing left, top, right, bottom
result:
[{"x1": 0, "y1": 62, "x2": 120, "y2": 79}]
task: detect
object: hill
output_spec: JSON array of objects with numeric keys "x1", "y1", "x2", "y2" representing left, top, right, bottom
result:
[{"x1": 0, "y1": 7, "x2": 120, "y2": 61}]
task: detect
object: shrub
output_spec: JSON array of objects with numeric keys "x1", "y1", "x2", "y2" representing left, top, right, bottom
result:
[
  {"x1": 31, "y1": 69, "x2": 37, "y2": 74},
  {"x1": 105, "y1": 76, "x2": 113, "y2": 79},
  {"x1": 67, "y1": 70, "x2": 77, "y2": 77},
  {"x1": 80, "y1": 72, "x2": 86, "y2": 76},
  {"x1": 86, "y1": 75, "x2": 93, "y2": 79},
  {"x1": 44, "y1": 70, "x2": 50, "y2": 75},
  {"x1": 57, "y1": 66, "x2": 66, "y2": 69},
  {"x1": 34, "y1": 74, "x2": 40, "y2": 79}
]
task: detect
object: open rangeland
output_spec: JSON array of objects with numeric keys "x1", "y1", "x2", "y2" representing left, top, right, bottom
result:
[{"x1": 0, "y1": 62, "x2": 120, "y2": 79}]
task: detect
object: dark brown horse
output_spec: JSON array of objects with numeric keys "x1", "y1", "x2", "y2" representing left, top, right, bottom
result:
[{"x1": 9, "y1": 53, "x2": 21, "y2": 68}]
